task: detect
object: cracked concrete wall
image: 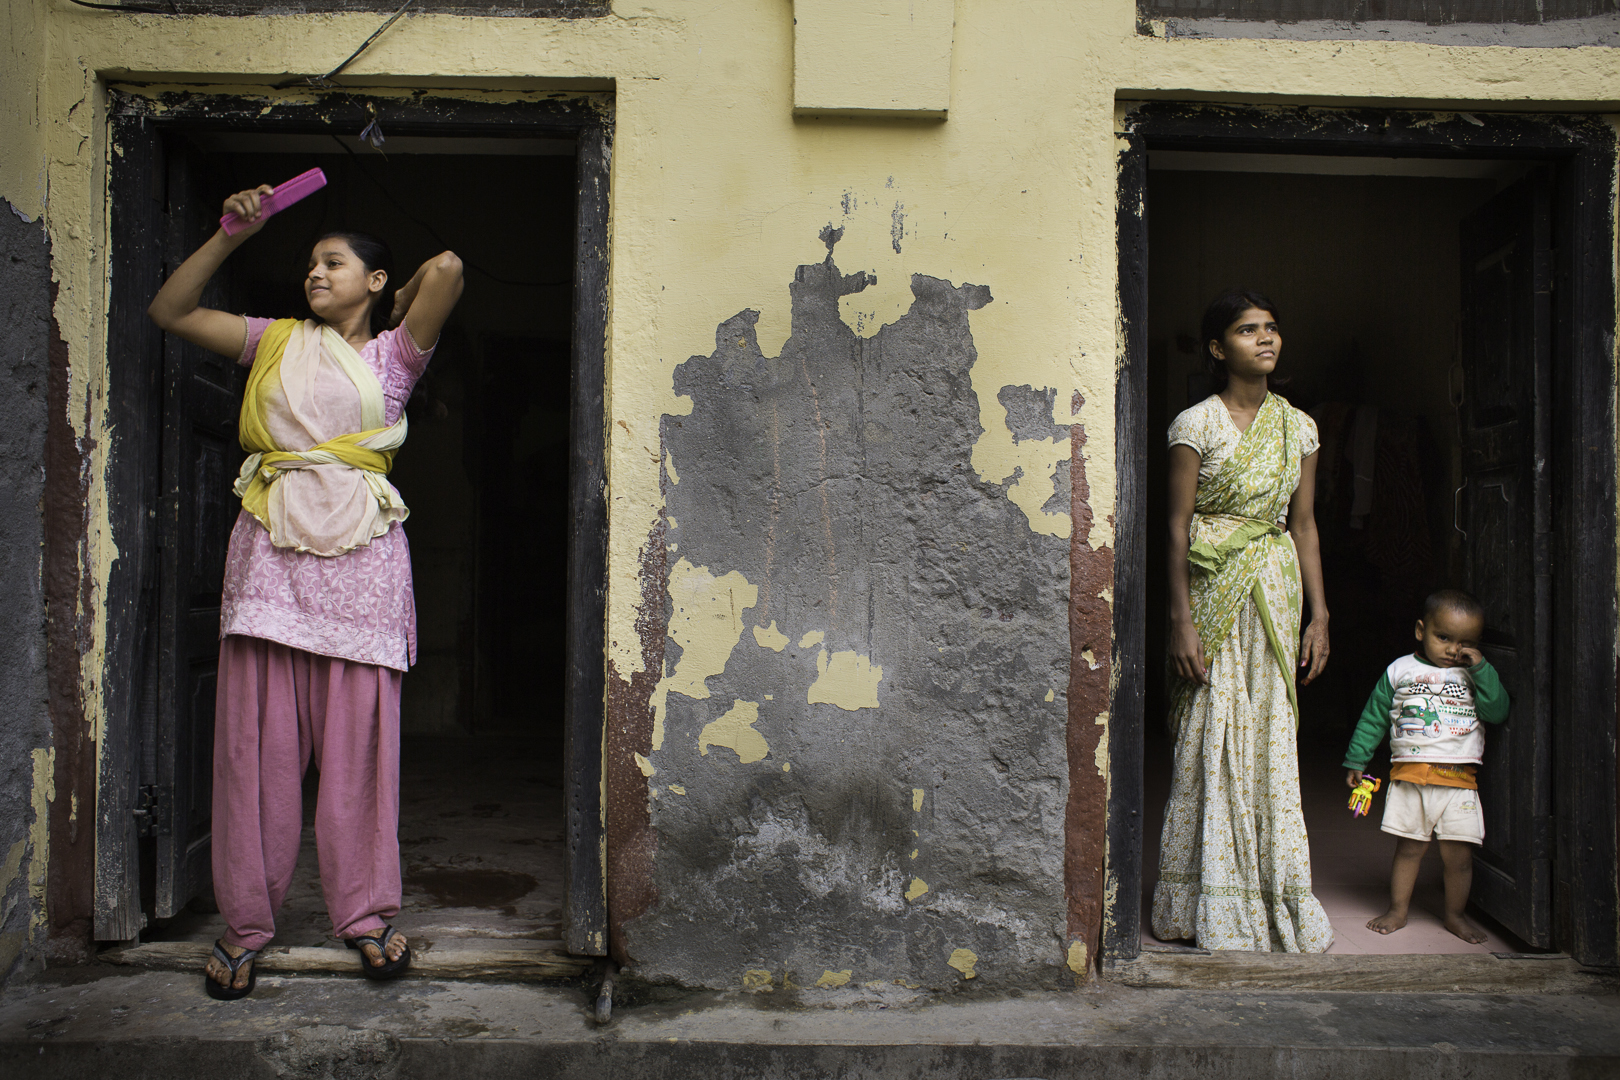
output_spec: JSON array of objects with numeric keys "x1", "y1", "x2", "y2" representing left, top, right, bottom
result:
[
  {"x1": 0, "y1": 203, "x2": 52, "y2": 983},
  {"x1": 630, "y1": 237, "x2": 1072, "y2": 990}
]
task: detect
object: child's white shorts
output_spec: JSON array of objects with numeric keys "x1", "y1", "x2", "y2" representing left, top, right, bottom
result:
[{"x1": 1380, "y1": 780, "x2": 1484, "y2": 844}]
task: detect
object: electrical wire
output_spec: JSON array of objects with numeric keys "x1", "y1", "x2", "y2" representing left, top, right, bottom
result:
[
  {"x1": 272, "y1": 0, "x2": 415, "y2": 90},
  {"x1": 67, "y1": 0, "x2": 178, "y2": 13},
  {"x1": 329, "y1": 134, "x2": 572, "y2": 289}
]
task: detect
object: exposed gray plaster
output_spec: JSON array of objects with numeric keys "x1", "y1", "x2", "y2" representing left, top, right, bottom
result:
[
  {"x1": 998, "y1": 385, "x2": 1071, "y2": 445},
  {"x1": 634, "y1": 242, "x2": 1071, "y2": 991}
]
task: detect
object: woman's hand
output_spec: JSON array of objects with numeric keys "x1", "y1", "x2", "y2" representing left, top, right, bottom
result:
[
  {"x1": 1299, "y1": 616, "x2": 1330, "y2": 685},
  {"x1": 1346, "y1": 769, "x2": 1364, "y2": 789},
  {"x1": 222, "y1": 185, "x2": 275, "y2": 241},
  {"x1": 1169, "y1": 617, "x2": 1209, "y2": 686},
  {"x1": 147, "y1": 185, "x2": 276, "y2": 359}
]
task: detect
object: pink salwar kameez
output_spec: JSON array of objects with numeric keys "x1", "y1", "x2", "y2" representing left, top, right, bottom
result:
[{"x1": 212, "y1": 318, "x2": 431, "y2": 950}]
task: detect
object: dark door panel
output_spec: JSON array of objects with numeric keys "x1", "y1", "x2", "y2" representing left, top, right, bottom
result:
[
  {"x1": 1457, "y1": 170, "x2": 1553, "y2": 948},
  {"x1": 153, "y1": 141, "x2": 246, "y2": 919}
]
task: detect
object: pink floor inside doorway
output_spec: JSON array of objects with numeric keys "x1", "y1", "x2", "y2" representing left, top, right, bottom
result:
[{"x1": 1140, "y1": 744, "x2": 1532, "y2": 955}]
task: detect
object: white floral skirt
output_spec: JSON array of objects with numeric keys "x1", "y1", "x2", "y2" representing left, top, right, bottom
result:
[{"x1": 1152, "y1": 595, "x2": 1333, "y2": 953}]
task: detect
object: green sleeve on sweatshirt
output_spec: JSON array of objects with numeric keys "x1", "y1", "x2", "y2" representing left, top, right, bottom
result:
[
  {"x1": 1343, "y1": 671, "x2": 1394, "y2": 771},
  {"x1": 1469, "y1": 659, "x2": 1510, "y2": 724}
]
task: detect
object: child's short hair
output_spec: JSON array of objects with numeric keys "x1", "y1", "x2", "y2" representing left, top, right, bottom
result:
[{"x1": 1423, "y1": 589, "x2": 1484, "y2": 625}]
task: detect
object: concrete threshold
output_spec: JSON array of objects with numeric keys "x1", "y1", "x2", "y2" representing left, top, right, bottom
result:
[
  {"x1": 1109, "y1": 947, "x2": 1601, "y2": 994},
  {"x1": 3, "y1": 963, "x2": 1618, "y2": 1079}
]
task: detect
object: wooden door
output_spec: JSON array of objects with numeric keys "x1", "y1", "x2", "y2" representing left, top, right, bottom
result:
[
  {"x1": 95, "y1": 109, "x2": 167, "y2": 941},
  {"x1": 151, "y1": 141, "x2": 247, "y2": 918},
  {"x1": 1456, "y1": 170, "x2": 1554, "y2": 948}
]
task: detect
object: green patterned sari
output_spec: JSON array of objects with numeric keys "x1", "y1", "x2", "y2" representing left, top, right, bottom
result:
[
  {"x1": 1153, "y1": 393, "x2": 1333, "y2": 953},
  {"x1": 1173, "y1": 392, "x2": 1306, "y2": 727}
]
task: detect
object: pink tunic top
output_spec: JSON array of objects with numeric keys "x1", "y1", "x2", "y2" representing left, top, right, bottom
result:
[{"x1": 219, "y1": 318, "x2": 433, "y2": 671}]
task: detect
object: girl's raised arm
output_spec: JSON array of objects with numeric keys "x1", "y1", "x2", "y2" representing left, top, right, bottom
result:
[
  {"x1": 390, "y1": 251, "x2": 465, "y2": 351},
  {"x1": 147, "y1": 185, "x2": 274, "y2": 360}
]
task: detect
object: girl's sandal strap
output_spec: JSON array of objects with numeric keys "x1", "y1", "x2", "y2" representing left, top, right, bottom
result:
[
  {"x1": 346, "y1": 924, "x2": 411, "y2": 980},
  {"x1": 205, "y1": 941, "x2": 260, "y2": 1001}
]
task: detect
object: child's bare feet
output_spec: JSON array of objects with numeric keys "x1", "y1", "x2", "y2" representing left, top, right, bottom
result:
[
  {"x1": 1367, "y1": 908, "x2": 1409, "y2": 934},
  {"x1": 1443, "y1": 912, "x2": 1487, "y2": 944}
]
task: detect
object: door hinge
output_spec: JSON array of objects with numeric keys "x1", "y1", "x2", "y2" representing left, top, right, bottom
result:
[{"x1": 132, "y1": 784, "x2": 167, "y2": 838}]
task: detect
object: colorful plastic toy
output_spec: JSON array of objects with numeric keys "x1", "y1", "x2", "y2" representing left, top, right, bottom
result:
[
  {"x1": 220, "y1": 167, "x2": 327, "y2": 235},
  {"x1": 1348, "y1": 774, "x2": 1381, "y2": 818}
]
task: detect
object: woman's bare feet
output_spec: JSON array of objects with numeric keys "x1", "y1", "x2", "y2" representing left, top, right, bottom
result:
[
  {"x1": 1444, "y1": 913, "x2": 1488, "y2": 944},
  {"x1": 1366, "y1": 908, "x2": 1409, "y2": 935},
  {"x1": 205, "y1": 941, "x2": 253, "y2": 991}
]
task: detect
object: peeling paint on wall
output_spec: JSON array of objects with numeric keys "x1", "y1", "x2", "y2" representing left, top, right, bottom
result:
[
  {"x1": 697, "y1": 699, "x2": 770, "y2": 764},
  {"x1": 1065, "y1": 391, "x2": 1115, "y2": 975},
  {"x1": 752, "y1": 621, "x2": 789, "y2": 651},
  {"x1": 631, "y1": 237, "x2": 1071, "y2": 990},
  {"x1": 806, "y1": 649, "x2": 882, "y2": 711}
]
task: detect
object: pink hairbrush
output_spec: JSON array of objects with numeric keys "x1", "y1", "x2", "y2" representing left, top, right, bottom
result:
[{"x1": 220, "y1": 168, "x2": 328, "y2": 235}]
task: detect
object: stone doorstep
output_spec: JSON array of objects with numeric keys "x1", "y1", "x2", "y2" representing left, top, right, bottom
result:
[
  {"x1": 101, "y1": 940, "x2": 1606, "y2": 995},
  {"x1": 99, "y1": 940, "x2": 593, "y2": 981},
  {"x1": 1106, "y1": 948, "x2": 1608, "y2": 994}
]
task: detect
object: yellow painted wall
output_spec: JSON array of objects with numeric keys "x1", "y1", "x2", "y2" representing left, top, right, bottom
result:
[{"x1": 3, "y1": 0, "x2": 1619, "y2": 970}]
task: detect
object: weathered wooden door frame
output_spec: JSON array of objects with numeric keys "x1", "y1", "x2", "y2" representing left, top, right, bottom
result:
[
  {"x1": 98, "y1": 88, "x2": 612, "y2": 956},
  {"x1": 1109, "y1": 102, "x2": 1619, "y2": 968}
]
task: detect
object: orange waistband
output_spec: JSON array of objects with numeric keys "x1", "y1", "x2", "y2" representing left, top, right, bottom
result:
[{"x1": 1390, "y1": 762, "x2": 1478, "y2": 789}]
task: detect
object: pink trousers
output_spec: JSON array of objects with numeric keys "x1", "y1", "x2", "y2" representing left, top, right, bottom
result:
[{"x1": 212, "y1": 635, "x2": 403, "y2": 951}]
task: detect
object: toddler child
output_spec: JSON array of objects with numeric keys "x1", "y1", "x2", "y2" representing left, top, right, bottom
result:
[{"x1": 1343, "y1": 589, "x2": 1509, "y2": 944}]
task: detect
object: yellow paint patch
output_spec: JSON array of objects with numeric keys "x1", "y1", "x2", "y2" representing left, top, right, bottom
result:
[
  {"x1": 816, "y1": 969, "x2": 852, "y2": 988},
  {"x1": 634, "y1": 753, "x2": 656, "y2": 778},
  {"x1": 807, "y1": 650, "x2": 882, "y2": 711},
  {"x1": 753, "y1": 621, "x2": 789, "y2": 651},
  {"x1": 698, "y1": 699, "x2": 770, "y2": 764},
  {"x1": 946, "y1": 948, "x2": 978, "y2": 980},
  {"x1": 1093, "y1": 710, "x2": 1111, "y2": 777},
  {"x1": 742, "y1": 969, "x2": 774, "y2": 990},
  {"x1": 1067, "y1": 940, "x2": 1089, "y2": 976},
  {"x1": 782, "y1": 762, "x2": 791, "y2": 772},
  {"x1": 663, "y1": 453, "x2": 680, "y2": 485},
  {"x1": 28, "y1": 748, "x2": 52, "y2": 932},
  {"x1": 1045, "y1": 688, "x2": 1056, "y2": 702},
  {"x1": 1081, "y1": 648, "x2": 1099, "y2": 669},
  {"x1": 910, "y1": 849, "x2": 918, "y2": 859},
  {"x1": 669, "y1": 784, "x2": 687, "y2": 796},
  {"x1": 912, "y1": 787, "x2": 925, "y2": 811},
  {"x1": 797, "y1": 630, "x2": 825, "y2": 649},
  {"x1": 905, "y1": 878, "x2": 929, "y2": 901},
  {"x1": 653, "y1": 558, "x2": 759, "y2": 751}
]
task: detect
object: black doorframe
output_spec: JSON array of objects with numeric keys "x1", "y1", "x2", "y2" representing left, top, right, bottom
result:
[
  {"x1": 99, "y1": 88, "x2": 611, "y2": 955},
  {"x1": 1109, "y1": 102, "x2": 1618, "y2": 968}
]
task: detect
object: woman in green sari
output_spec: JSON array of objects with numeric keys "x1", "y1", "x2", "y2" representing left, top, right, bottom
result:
[{"x1": 1152, "y1": 288, "x2": 1334, "y2": 952}]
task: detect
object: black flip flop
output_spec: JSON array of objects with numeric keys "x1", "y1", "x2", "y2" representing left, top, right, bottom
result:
[
  {"x1": 204, "y1": 941, "x2": 259, "y2": 1001},
  {"x1": 346, "y1": 924, "x2": 411, "y2": 980}
]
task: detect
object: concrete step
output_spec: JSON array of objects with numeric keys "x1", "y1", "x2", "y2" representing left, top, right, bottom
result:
[{"x1": 2, "y1": 967, "x2": 1617, "y2": 1079}]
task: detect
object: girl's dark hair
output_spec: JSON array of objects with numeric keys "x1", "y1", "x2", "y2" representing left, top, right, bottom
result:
[
  {"x1": 1200, "y1": 287, "x2": 1280, "y2": 388},
  {"x1": 314, "y1": 231, "x2": 396, "y2": 336}
]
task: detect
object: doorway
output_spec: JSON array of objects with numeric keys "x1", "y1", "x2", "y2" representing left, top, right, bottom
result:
[
  {"x1": 96, "y1": 92, "x2": 610, "y2": 960},
  {"x1": 1108, "y1": 105, "x2": 1619, "y2": 969}
]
